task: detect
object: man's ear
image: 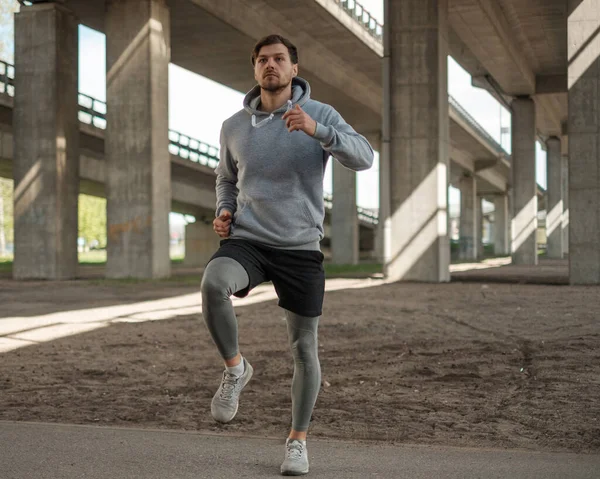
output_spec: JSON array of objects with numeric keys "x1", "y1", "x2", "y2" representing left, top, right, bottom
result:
[{"x1": 292, "y1": 64, "x2": 298, "y2": 78}]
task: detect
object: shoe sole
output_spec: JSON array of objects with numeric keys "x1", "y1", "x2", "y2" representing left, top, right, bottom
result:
[
  {"x1": 211, "y1": 363, "x2": 254, "y2": 424},
  {"x1": 281, "y1": 468, "x2": 309, "y2": 476}
]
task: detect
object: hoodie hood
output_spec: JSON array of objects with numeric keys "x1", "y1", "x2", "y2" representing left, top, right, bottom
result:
[{"x1": 243, "y1": 77, "x2": 311, "y2": 120}]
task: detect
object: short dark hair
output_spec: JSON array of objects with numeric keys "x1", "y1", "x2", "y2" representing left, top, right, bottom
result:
[{"x1": 251, "y1": 35, "x2": 298, "y2": 66}]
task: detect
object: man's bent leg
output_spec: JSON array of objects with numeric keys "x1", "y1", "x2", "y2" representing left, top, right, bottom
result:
[
  {"x1": 201, "y1": 257, "x2": 249, "y2": 361},
  {"x1": 201, "y1": 257, "x2": 254, "y2": 424}
]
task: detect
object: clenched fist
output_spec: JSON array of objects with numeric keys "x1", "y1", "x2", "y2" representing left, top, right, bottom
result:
[
  {"x1": 213, "y1": 210, "x2": 232, "y2": 238},
  {"x1": 282, "y1": 104, "x2": 317, "y2": 136}
]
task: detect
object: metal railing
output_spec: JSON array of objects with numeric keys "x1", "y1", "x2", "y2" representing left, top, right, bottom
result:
[
  {"x1": 0, "y1": 60, "x2": 15, "y2": 97},
  {"x1": 168, "y1": 130, "x2": 220, "y2": 169},
  {"x1": 324, "y1": 193, "x2": 379, "y2": 225},
  {"x1": 449, "y1": 94, "x2": 510, "y2": 158},
  {"x1": 336, "y1": 0, "x2": 383, "y2": 41}
]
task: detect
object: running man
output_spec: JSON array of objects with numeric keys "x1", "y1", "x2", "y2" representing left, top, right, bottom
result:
[{"x1": 201, "y1": 34, "x2": 373, "y2": 476}]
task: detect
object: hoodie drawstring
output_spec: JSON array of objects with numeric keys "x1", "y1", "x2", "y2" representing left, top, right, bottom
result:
[{"x1": 251, "y1": 100, "x2": 293, "y2": 128}]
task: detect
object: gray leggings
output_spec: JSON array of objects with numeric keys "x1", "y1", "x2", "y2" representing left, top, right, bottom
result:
[{"x1": 201, "y1": 257, "x2": 321, "y2": 432}]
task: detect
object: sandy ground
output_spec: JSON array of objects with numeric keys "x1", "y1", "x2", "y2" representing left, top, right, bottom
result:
[{"x1": 0, "y1": 263, "x2": 599, "y2": 454}]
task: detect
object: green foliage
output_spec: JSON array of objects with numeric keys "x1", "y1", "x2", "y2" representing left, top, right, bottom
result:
[
  {"x1": 78, "y1": 194, "x2": 107, "y2": 249},
  {"x1": 0, "y1": 178, "x2": 13, "y2": 255}
]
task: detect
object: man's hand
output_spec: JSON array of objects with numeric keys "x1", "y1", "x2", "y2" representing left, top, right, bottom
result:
[
  {"x1": 213, "y1": 210, "x2": 232, "y2": 238},
  {"x1": 282, "y1": 104, "x2": 317, "y2": 136}
]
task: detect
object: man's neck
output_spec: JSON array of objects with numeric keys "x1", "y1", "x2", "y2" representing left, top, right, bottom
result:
[{"x1": 260, "y1": 85, "x2": 293, "y2": 113}]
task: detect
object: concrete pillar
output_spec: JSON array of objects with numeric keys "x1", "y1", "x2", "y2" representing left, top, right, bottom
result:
[
  {"x1": 458, "y1": 175, "x2": 477, "y2": 261},
  {"x1": 562, "y1": 156, "x2": 569, "y2": 254},
  {"x1": 385, "y1": 0, "x2": 450, "y2": 282},
  {"x1": 546, "y1": 137, "x2": 563, "y2": 258},
  {"x1": 568, "y1": 4, "x2": 600, "y2": 283},
  {"x1": 332, "y1": 162, "x2": 359, "y2": 264},
  {"x1": 13, "y1": 3, "x2": 79, "y2": 279},
  {"x1": 105, "y1": 0, "x2": 171, "y2": 278},
  {"x1": 510, "y1": 97, "x2": 538, "y2": 265},
  {"x1": 477, "y1": 196, "x2": 484, "y2": 258},
  {"x1": 494, "y1": 195, "x2": 509, "y2": 256},
  {"x1": 183, "y1": 220, "x2": 220, "y2": 268}
]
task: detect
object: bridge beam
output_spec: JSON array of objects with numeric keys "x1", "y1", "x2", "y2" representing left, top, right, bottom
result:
[
  {"x1": 384, "y1": 0, "x2": 450, "y2": 282},
  {"x1": 13, "y1": 2, "x2": 79, "y2": 280},
  {"x1": 105, "y1": 0, "x2": 171, "y2": 279}
]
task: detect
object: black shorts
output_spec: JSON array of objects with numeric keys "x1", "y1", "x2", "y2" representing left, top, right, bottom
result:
[{"x1": 208, "y1": 239, "x2": 325, "y2": 317}]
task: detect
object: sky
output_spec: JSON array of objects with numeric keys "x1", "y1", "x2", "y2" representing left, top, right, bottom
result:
[{"x1": 3, "y1": 0, "x2": 548, "y2": 219}]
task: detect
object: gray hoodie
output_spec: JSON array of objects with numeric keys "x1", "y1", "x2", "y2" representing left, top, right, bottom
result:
[{"x1": 215, "y1": 77, "x2": 374, "y2": 250}]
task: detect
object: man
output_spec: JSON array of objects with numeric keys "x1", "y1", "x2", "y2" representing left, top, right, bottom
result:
[{"x1": 201, "y1": 34, "x2": 373, "y2": 476}]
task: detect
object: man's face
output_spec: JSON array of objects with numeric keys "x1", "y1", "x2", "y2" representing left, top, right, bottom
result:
[{"x1": 254, "y1": 43, "x2": 298, "y2": 92}]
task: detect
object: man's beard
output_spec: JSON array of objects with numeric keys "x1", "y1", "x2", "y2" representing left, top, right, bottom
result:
[{"x1": 260, "y1": 75, "x2": 291, "y2": 93}]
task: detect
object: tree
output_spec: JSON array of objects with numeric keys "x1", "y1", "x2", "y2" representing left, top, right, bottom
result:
[
  {"x1": 0, "y1": 178, "x2": 13, "y2": 256},
  {"x1": 78, "y1": 194, "x2": 106, "y2": 249}
]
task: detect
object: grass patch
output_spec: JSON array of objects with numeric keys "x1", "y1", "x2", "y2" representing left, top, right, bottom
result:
[
  {"x1": 0, "y1": 256, "x2": 12, "y2": 273},
  {"x1": 324, "y1": 262, "x2": 382, "y2": 276}
]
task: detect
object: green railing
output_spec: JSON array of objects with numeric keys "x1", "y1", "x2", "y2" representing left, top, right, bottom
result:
[
  {"x1": 337, "y1": 0, "x2": 383, "y2": 41},
  {"x1": 0, "y1": 60, "x2": 15, "y2": 97}
]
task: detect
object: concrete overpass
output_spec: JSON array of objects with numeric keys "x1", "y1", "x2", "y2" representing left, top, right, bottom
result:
[
  {"x1": 8, "y1": 0, "x2": 558, "y2": 281},
  {"x1": 442, "y1": 0, "x2": 590, "y2": 284}
]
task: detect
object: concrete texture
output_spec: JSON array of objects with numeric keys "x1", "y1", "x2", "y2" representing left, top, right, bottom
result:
[
  {"x1": 12, "y1": 3, "x2": 79, "y2": 280},
  {"x1": 568, "y1": 0, "x2": 600, "y2": 284},
  {"x1": 2, "y1": 422, "x2": 600, "y2": 479},
  {"x1": 493, "y1": 195, "x2": 509, "y2": 256},
  {"x1": 477, "y1": 195, "x2": 484, "y2": 258},
  {"x1": 331, "y1": 161, "x2": 358, "y2": 265},
  {"x1": 105, "y1": 0, "x2": 171, "y2": 279},
  {"x1": 183, "y1": 219, "x2": 220, "y2": 268},
  {"x1": 458, "y1": 175, "x2": 478, "y2": 260},
  {"x1": 386, "y1": 0, "x2": 450, "y2": 282},
  {"x1": 546, "y1": 137, "x2": 563, "y2": 258},
  {"x1": 510, "y1": 97, "x2": 538, "y2": 265},
  {"x1": 562, "y1": 155, "x2": 569, "y2": 254}
]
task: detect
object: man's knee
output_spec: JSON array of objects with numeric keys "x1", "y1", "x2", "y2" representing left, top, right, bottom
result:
[
  {"x1": 201, "y1": 261, "x2": 231, "y2": 299},
  {"x1": 291, "y1": 333, "x2": 318, "y2": 361}
]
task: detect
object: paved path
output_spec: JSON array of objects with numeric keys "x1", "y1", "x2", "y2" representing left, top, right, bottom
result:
[{"x1": 2, "y1": 422, "x2": 599, "y2": 478}]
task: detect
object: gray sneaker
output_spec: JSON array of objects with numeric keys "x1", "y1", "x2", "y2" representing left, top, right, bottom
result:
[
  {"x1": 210, "y1": 358, "x2": 253, "y2": 423},
  {"x1": 281, "y1": 439, "x2": 309, "y2": 476}
]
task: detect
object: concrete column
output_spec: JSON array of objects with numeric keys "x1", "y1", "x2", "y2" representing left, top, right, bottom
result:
[
  {"x1": 183, "y1": 219, "x2": 220, "y2": 268},
  {"x1": 385, "y1": 0, "x2": 450, "y2": 282},
  {"x1": 458, "y1": 175, "x2": 477, "y2": 261},
  {"x1": 332, "y1": 162, "x2": 359, "y2": 264},
  {"x1": 562, "y1": 156, "x2": 569, "y2": 254},
  {"x1": 494, "y1": 195, "x2": 509, "y2": 256},
  {"x1": 510, "y1": 97, "x2": 538, "y2": 265},
  {"x1": 546, "y1": 137, "x2": 563, "y2": 258},
  {"x1": 13, "y1": 3, "x2": 79, "y2": 279},
  {"x1": 105, "y1": 0, "x2": 171, "y2": 278},
  {"x1": 477, "y1": 196, "x2": 484, "y2": 258},
  {"x1": 568, "y1": 3, "x2": 600, "y2": 283}
]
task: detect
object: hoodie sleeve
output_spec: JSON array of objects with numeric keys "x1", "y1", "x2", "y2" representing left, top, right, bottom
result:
[
  {"x1": 214, "y1": 126, "x2": 239, "y2": 217},
  {"x1": 312, "y1": 106, "x2": 374, "y2": 171}
]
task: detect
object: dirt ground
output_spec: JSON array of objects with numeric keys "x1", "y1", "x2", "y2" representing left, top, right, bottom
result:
[{"x1": 1, "y1": 268, "x2": 599, "y2": 454}]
